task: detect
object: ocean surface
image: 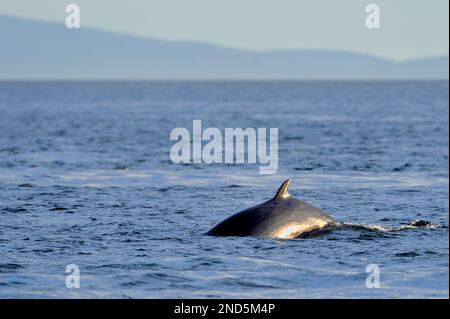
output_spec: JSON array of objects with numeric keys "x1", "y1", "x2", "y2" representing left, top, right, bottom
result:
[{"x1": 0, "y1": 81, "x2": 448, "y2": 298}]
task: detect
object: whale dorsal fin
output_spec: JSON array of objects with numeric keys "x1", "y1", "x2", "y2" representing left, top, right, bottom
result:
[{"x1": 274, "y1": 178, "x2": 291, "y2": 200}]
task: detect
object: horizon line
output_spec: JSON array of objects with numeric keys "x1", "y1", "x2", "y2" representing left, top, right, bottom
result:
[{"x1": 0, "y1": 78, "x2": 448, "y2": 82}]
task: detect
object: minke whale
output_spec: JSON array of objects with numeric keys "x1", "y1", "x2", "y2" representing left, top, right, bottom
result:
[{"x1": 207, "y1": 178, "x2": 336, "y2": 239}]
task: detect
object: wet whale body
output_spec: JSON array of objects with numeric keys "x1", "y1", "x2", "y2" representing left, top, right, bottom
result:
[{"x1": 207, "y1": 178, "x2": 337, "y2": 239}]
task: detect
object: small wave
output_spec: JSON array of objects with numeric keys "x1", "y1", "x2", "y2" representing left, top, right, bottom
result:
[
  {"x1": 18, "y1": 183, "x2": 34, "y2": 188},
  {"x1": 50, "y1": 207, "x2": 68, "y2": 211},
  {"x1": 392, "y1": 163, "x2": 412, "y2": 172},
  {"x1": 395, "y1": 251, "x2": 421, "y2": 257},
  {"x1": 1, "y1": 207, "x2": 28, "y2": 213},
  {"x1": 0, "y1": 263, "x2": 25, "y2": 273}
]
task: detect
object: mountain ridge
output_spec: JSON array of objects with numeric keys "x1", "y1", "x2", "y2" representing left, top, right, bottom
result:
[{"x1": 0, "y1": 15, "x2": 448, "y2": 80}]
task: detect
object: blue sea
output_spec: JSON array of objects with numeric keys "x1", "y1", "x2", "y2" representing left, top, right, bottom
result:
[{"x1": 0, "y1": 81, "x2": 448, "y2": 298}]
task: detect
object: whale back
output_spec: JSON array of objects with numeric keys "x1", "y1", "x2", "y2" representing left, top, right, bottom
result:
[{"x1": 207, "y1": 178, "x2": 336, "y2": 239}]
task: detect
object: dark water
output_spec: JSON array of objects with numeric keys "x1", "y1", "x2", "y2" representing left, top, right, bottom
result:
[{"x1": 0, "y1": 81, "x2": 448, "y2": 298}]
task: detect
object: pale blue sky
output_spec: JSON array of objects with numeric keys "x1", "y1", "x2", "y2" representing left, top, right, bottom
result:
[{"x1": 0, "y1": 0, "x2": 448, "y2": 61}]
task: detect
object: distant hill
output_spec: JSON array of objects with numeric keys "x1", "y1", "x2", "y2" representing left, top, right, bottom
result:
[{"x1": 0, "y1": 15, "x2": 448, "y2": 80}]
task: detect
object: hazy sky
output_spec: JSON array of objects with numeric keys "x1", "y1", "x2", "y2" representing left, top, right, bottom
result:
[{"x1": 1, "y1": 0, "x2": 448, "y2": 61}]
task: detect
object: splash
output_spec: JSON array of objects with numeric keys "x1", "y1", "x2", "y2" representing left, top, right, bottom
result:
[{"x1": 336, "y1": 220, "x2": 445, "y2": 232}]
